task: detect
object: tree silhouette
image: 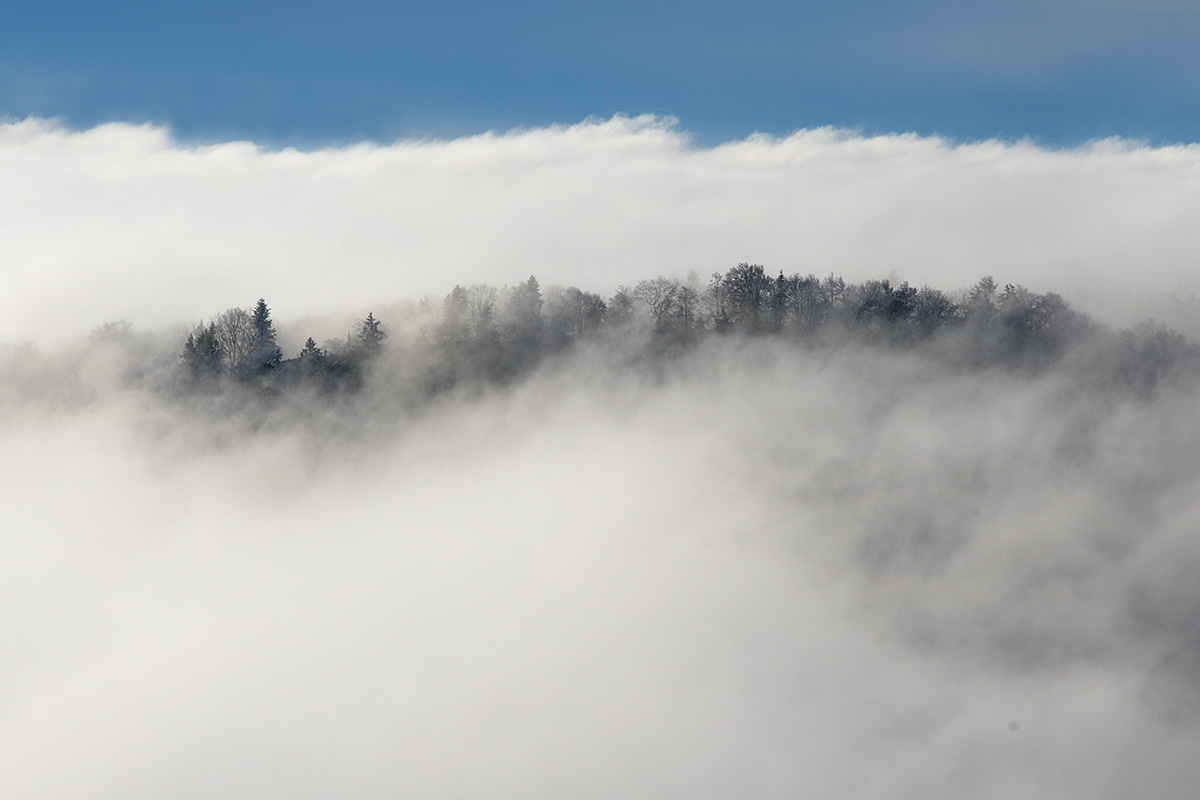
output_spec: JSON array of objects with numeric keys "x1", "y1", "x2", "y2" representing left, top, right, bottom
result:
[
  {"x1": 608, "y1": 286, "x2": 635, "y2": 327},
  {"x1": 356, "y1": 312, "x2": 386, "y2": 357},
  {"x1": 249, "y1": 298, "x2": 283, "y2": 372},
  {"x1": 182, "y1": 322, "x2": 224, "y2": 379},
  {"x1": 634, "y1": 277, "x2": 679, "y2": 333},
  {"x1": 298, "y1": 337, "x2": 324, "y2": 364},
  {"x1": 169, "y1": 266, "x2": 1200, "y2": 407},
  {"x1": 500, "y1": 276, "x2": 544, "y2": 371},
  {"x1": 212, "y1": 308, "x2": 253, "y2": 373}
]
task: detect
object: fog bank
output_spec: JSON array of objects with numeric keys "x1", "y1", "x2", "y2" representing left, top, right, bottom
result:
[
  {"x1": 2, "y1": 333, "x2": 1200, "y2": 797},
  {"x1": 5, "y1": 115, "x2": 1200, "y2": 343}
]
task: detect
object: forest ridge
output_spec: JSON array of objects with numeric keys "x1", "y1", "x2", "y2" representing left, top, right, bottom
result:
[{"x1": 175, "y1": 265, "x2": 1199, "y2": 400}]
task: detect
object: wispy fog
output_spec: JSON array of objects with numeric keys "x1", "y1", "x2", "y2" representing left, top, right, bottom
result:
[
  {"x1": 3, "y1": 319, "x2": 1200, "y2": 796},
  {"x1": 5, "y1": 116, "x2": 1200, "y2": 343}
]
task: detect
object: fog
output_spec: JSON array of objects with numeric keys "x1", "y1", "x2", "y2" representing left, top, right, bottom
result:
[
  {"x1": 3, "y1": 318, "x2": 1200, "y2": 797},
  {"x1": 5, "y1": 115, "x2": 1200, "y2": 343},
  {"x1": 6, "y1": 116, "x2": 1200, "y2": 794}
]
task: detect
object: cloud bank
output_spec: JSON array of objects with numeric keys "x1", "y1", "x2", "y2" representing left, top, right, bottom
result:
[
  {"x1": 3, "y1": 335, "x2": 1200, "y2": 797},
  {"x1": 4, "y1": 115, "x2": 1200, "y2": 343},
  {"x1": 5, "y1": 114, "x2": 1200, "y2": 797}
]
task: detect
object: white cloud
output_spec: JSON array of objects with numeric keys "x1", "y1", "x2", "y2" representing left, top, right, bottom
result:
[
  {"x1": 7, "y1": 113, "x2": 1200, "y2": 798},
  {"x1": 3, "y1": 340, "x2": 1200, "y2": 797},
  {"x1": 4, "y1": 115, "x2": 1200, "y2": 343}
]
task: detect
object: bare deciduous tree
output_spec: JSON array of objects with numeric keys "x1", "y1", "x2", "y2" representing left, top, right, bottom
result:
[
  {"x1": 212, "y1": 308, "x2": 254, "y2": 371},
  {"x1": 465, "y1": 284, "x2": 498, "y2": 338},
  {"x1": 634, "y1": 276, "x2": 679, "y2": 331}
]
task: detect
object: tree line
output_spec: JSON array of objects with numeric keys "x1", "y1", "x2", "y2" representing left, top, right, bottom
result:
[{"x1": 180, "y1": 266, "x2": 1200, "y2": 397}]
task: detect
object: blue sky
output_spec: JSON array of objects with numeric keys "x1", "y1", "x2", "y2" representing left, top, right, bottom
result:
[{"x1": 3, "y1": 0, "x2": 1198, "y2": 145}]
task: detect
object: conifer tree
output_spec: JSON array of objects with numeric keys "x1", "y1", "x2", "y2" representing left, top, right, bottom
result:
[
  {"x1": 297, "y1": 337, "x2": 326, "y2": 378},
  {"x1": 299, "y1": 336, "x2": 324, "y2": 361},
  {"x1": 356, "y1": 312, "x2": 386, "y2": 357},
  {"x1": 249, "y1": 298, "x2": 282, "y2": 371},
  {"x1": 182, "y1": 322, "x2": 224, "y2": 378}
]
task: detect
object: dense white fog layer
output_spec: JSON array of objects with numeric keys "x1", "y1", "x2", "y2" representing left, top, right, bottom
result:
[
  {"x1": 3, "y1": 335, "x2": 1200, "y2": 798},
  {"x1": 4, "y1": 115, "x2": 1200, "y2": 343},
  {"x1": 5, "y1": 115, "x2": 1200, "y2": 795}
]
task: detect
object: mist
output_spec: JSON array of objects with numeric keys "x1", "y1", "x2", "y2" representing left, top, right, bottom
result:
[
  {"x1": 3, "y1": 297, "x2": 1200, "y2": 798},
  {"x1": 6, "y1": 115, "x2": 1200, "y2": 795},
  {"x1": 5, "y1": 115, "x2": 1200, "y2": 344}
]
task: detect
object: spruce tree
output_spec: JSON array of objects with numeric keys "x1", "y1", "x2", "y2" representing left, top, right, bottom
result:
[
  {"x1": 356, "y1": 312, "x2": 386, "y2": 358},
  {"x1": 182, "y1": 322, "x2": 224, "y2": 378},
  {"x1": 249, "y1": 298, "x2": 282, "y2": 371}
]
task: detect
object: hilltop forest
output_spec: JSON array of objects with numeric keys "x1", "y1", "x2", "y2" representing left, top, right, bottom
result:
[{"x1": 175, "y1": 265, "x2": 1198, "y2": 403}]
